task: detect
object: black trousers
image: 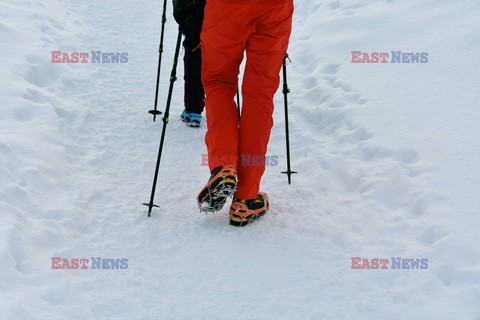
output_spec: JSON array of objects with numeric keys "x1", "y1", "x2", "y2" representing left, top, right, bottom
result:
[{"x1": 181, "y1": 0, "x2": 205, "y2": 114}]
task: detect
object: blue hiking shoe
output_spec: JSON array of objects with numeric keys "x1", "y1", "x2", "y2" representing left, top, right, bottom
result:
[{"x1": 180, "y1": 110, "x2": 202, "y2": 127}]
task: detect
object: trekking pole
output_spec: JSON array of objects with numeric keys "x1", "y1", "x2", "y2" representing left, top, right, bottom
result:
[
  {"x1": 148, "y1": 0, "x2": 168, "y2": 122},
  {"x1": 143, "y1": 28, "x2": 183, "y2": 216},
  {"x1": 236, "y1": 88, "x2": 241, "y2": 119},
  {"x1": 280, "y1": 53, "x2": 297, "y2": 184}
]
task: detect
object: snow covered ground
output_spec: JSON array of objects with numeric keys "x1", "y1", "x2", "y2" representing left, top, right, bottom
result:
[{"x1": 1, "y1": 0, "x2": 479, "y2": 318}]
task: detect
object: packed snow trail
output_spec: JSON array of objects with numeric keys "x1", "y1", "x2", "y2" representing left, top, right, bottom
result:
[{"x1": 1, "y1": 0, "x2": 479, "y2": 319}]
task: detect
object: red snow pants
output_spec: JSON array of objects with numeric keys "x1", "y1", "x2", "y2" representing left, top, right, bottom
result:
[{"x1": 201, "y1": 0, "x2": 293, "y2": 199}]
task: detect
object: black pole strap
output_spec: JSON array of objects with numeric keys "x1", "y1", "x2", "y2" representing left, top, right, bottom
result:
[
  {"x1": 148, "y1": 0, "x2": 168, "y2": 121},
  {"x1": 280, "y1": 53, "x2": 297, "y2": 184},
  {"x1": 143, "y1": 29, "x2": 183, "y2": 216}
]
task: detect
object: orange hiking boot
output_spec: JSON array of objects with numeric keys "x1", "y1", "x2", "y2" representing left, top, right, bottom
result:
[
  {"x1": 197, "y1": 164, "x2": 237, "y2": 212},
  {"x1": 229, "y1": 192, "x2": 269, "y2": 227}
]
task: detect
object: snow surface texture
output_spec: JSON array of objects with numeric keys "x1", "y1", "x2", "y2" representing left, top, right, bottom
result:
[{"x1": 1, "y1": 0, "x2": 479, "y2": 319}]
